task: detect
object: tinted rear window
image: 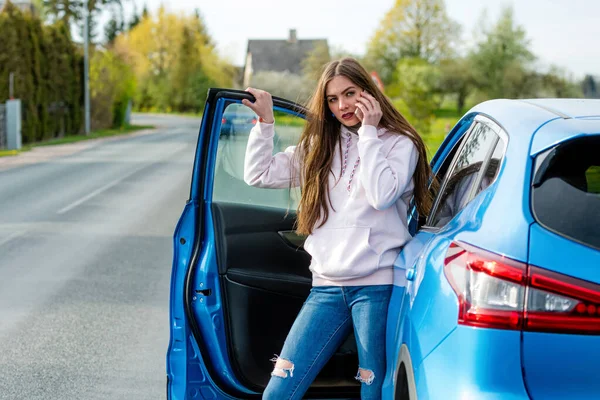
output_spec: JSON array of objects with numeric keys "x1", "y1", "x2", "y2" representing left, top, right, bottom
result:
[{"x1": 532, "y1": 136, "x2": 600, "y2": 249}]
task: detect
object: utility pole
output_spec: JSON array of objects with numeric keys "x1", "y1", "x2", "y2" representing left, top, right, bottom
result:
[
  {"x1": 83, "y1": 0, "x2": 91, "y2": 135},
  {"x1": 9, "y1": 72, "x2": 14, "y2": 99}
]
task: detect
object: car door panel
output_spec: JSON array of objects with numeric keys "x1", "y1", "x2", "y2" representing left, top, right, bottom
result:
[{"x1": 211, "y1": 203, "x2": 310, "y2": 278}]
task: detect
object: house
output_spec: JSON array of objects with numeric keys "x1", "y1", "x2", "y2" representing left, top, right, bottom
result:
[
  {"x1": 242, "y1": 29, "x2": 329, "y2": 88},
  {"x1": 0, "y1": 0, "x2": 36, "y2": 14}
]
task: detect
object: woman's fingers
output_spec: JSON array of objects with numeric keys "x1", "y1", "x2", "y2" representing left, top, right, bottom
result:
[
  {"x1": 355, "y1": 103, "x2": 368, "y2": 117},
  {"x1": 242, "y1": 87, "x2": 258, "y2": 111},
  {"x1": 360, "y1": 91, "x2": 379, "y2": 110},
  {"x1": 241, "y1": 98, "x2": 255, "y2": 110},
  {"x1": 244, "y1": 87, "x2": 274, "y2": 123},
  {"x1": 356, "y1": 92, "x2": 382, "y2": 127},
  {"x1": 356, "y1": 97, "x2": 372, "y2": 111},
  {"x1": 357, "y1": 92, "x2": 374, "y2": 109}
]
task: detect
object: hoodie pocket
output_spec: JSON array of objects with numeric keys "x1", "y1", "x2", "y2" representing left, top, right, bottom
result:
[{"x1": 304, "y1": 226, "x2": 380, "y2": 279}]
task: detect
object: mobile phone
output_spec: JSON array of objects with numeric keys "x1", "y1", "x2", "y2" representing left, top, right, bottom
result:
[{"x1": 355, "y1": 107, "x2": 363, "y2": 121}]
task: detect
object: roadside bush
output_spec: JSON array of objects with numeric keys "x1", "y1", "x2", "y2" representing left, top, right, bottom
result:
[{"x1": 0, "y1": 2, "x2": 83, "y2": 143}]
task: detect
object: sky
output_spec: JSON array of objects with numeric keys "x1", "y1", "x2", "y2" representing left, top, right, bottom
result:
[{"x1": 123, "y1": 0, "x2": 599, "y2": 79}]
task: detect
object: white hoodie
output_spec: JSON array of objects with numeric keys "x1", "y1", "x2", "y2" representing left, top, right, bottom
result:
[{"x1": 244, "y1": 121, "x2": 418, "y2": 287}]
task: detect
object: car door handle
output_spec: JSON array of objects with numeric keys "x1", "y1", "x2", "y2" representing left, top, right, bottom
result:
[
  {"x1": 278, "y1": 230, "x2": 307, "y2": 248},
  {"x1": 406, "y1": 268, "x2": 416, "y2": 281}
]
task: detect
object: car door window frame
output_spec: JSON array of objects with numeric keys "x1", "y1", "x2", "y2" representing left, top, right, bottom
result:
[
  {"x1": 205, "y1": 95, "x2": 306, "y2": 209},
  {"x1": 421, "y1": 115, "x2": 508, "y2": 232}
]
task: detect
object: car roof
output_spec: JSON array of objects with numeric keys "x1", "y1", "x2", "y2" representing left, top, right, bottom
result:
[
  {"x1": 521, "y1": 98, "x2": 600, "y2": 119},
  {"x1": 224, "y1": 106, "x2": 256, "y2": 115},
  {"x1": 467, "y1": 98, "x2": 600, "y2": 155}
]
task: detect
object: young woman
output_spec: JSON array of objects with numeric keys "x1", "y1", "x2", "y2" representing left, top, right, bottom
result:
[{"x1": 243, "y1": 57, "x2": 434, "y2": 400}]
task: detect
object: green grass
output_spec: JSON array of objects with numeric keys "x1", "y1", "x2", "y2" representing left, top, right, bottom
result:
[
  {"x1": 34, "y1": 124, "x2": 154, "y2": 147},
  {"x1": 274, "y1": 111, "x2": 306, "y2": 127},
  {"x1": 0, "y1": 149, "x2": 21, "y2": 157},
  {"x1": 134, "y1": 108, "x2": 203, "y2": 118},
  {"x1": 423, "y1": 116, "x2": 460, "y2": 160},
  {"x1": 0, "y1": 124, "x2": 154, "y2": 157},
  {"x1": 151, "y1": 111, "x2": 202, "y2": 118},
  {"x1": 586, "y1": 166, "x2": 600, "y2": 194}
]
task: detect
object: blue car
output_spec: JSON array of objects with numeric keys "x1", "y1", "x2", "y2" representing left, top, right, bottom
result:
[
  {"x1": 220, "y1": 104, "x2": 258, "y2": 138},
  {"x1": 167, "y1": 89, "x2": 600, "y2": 399}
]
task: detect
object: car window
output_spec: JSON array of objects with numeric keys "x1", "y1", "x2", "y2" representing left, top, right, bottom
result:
[
  {"x1": 212, "y1": 103, "x2": 305, "y2": 209},
  {"x1": 413, "y1": 130, "x2": 468, "y2": 230},
  {"x1": 532, "y1": 135, "x2": 600, "y2": 249},
  {"x1": 428, "y1": 121, "x2": 502, "y2": 228}
]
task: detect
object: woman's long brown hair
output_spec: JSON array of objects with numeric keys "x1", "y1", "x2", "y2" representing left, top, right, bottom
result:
[{"x1": 294, "y1": 57, "x2": 435, "y2": 235}]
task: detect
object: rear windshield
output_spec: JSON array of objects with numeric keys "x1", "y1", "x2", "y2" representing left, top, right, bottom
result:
[{"x1": 532, "y1": 135, "x2": 600, "y2": 250}]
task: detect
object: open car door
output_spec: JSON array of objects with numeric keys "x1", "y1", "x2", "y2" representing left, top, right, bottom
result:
[{"x1": 167, "y1": 89, "x2": 361, "y2": 399}]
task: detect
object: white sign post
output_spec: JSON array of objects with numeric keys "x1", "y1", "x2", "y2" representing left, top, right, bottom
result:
[{"x1": 6, "y1": 99, "x2": 22, "y2": 150}]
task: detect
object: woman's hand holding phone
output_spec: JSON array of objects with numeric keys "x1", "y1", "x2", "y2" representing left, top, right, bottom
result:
[{"x1": 355, "y1": 91, "x2": 382, "y2": 128}]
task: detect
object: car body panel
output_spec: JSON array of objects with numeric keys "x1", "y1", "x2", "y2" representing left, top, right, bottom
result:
[
  {"x1": 528, "y1": 223, "x2": 600, "y2": 284},
  {"x1": 385, "y1": 109, "x2": 527, "y2": 396},
  {"x1": 168, "y1": 201, "x2": 242, "y2": 399},
  {"x1": 386, "y1": 184, "x2": 519, "y2": 395},
  {"x1": 452, "y1": 100, "x2": 548, "y2": 262},
  {"x1": 523, "y1": 224, "x2": 600, "y2": 400},
  {"x1": 415, "y1": 326, "x2": 528, "y2": 400},
  {"x1": 530, "y1": 117, "x2": 600, "y2": 155},
  {"x1": 521, "y1": 331, "x2": 600, "y2": 400}
]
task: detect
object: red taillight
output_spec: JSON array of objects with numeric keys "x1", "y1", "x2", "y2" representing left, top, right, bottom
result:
[
  {"x1": 525, "y1": 266, "x2": 600, "y2": 333},
  {"x1": 444, "y1": 242, "x2": 600, "y2": 334},
  {"x1": 222, "y1": 118, "x2": 226, "y2": 124}
]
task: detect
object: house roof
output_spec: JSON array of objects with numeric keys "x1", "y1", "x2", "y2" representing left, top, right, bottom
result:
[{"x1": 247, "y1": 30, "x2": 328, "y2": 75}]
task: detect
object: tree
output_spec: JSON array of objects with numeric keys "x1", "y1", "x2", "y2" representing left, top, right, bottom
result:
[
  {"x1": 104, "y1": 7, "x2": 123, "y2": 45},
  {"x1": 301, "y1": 42, "x2": 331, "y2": 82},
  {"x1": 582, "y1": 75, "x2": 598, "y2": 98},
  {"x1": 192, "y1": 8, "x2": 212, "y2": 47},
  {"x1": 170, "y1": 26, "x2": 212, "y2": 112},
  {"x1": 534, "y1": 67, "x2": 582, "y2": 98},
  {"x1": 388, "y1": 58, "x2": 441, "y2": 134},
  {"x1": 89, "y1": 48, "x2": 135, "y2": 129},
  {"x1": 438, "y1": 57, "x2": 474, "y2": 113},
  {"x1": 0, "y1": 4, "x2": 83, "y2": 141},
  {"x1": 365, "y1": 0, "x2": 460, "y2": 85},
  {"x1": 115, "y1": 7, "x2": 234, "y2": 112},
  {"x1": 43, "y1": 0, "x2": 79, "y2": 25},
  {"x1": 43, "y1": 0, "x2": 124, "y2": 42},
  {"x1": 32, "y1": 0, "x2": 47, "y2": 21},
  {"x1": 250, "y1": 71, "x2": 313, "y2": 104},
  {"x1": 127, "y1": 1, "x2": 140, "y2": 30},
  {"x1": 469, "y1": 6, "x2": 535, "y2": 99}
]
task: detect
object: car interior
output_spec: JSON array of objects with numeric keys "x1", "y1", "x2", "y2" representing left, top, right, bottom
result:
[{"x1": 211, "y1": 202, "x2": 361, "y2": 396}]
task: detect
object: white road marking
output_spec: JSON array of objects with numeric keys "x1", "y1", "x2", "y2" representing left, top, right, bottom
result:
[
  {"x1": 0, "y1": 230, "x2": 27, "y2": 248},
  {"x1": 57, "y1": 145, "x2": 186, "y2": 215}
]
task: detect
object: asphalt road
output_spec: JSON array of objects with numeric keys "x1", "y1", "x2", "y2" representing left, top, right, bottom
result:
[{"x1": 0, "y1": 114, "x2": 201, "y2": 400}]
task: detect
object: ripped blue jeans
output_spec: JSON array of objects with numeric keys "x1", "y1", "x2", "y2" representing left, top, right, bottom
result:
[{"x1": 262, "y1": 285, "x2": 393, "y2": 400}]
